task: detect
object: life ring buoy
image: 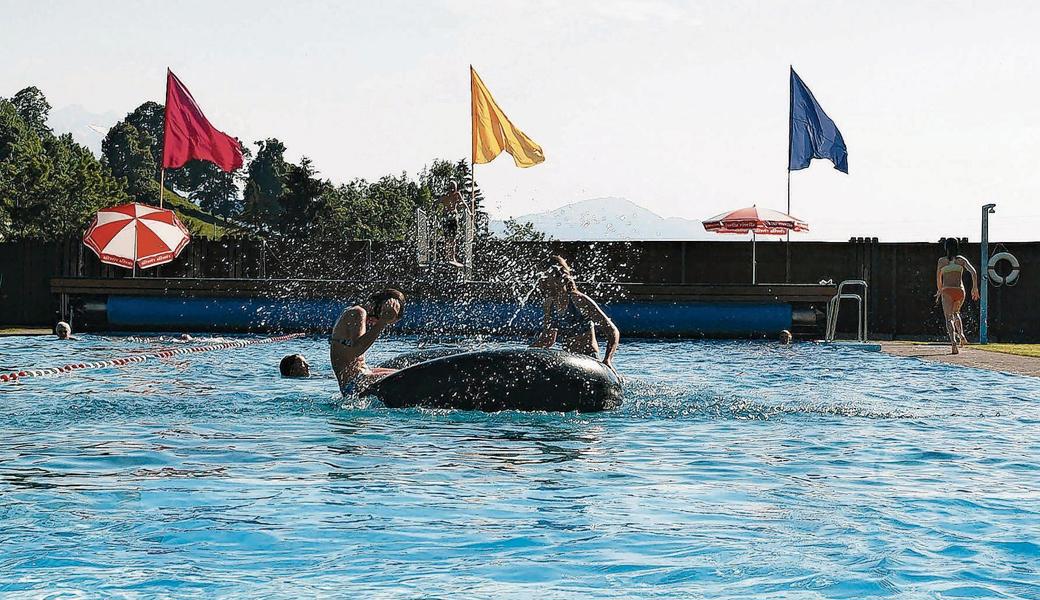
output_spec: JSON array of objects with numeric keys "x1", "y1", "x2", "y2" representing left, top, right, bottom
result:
[{"x1": 988, "y1": 252, "x2": 1020, "y2": 286}]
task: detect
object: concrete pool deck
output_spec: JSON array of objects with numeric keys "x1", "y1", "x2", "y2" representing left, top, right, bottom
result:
[
  {"x1": 0, "y1": 327, "x2": 50, "y2": 337},
  {"x1": 881, "y1": 341, "x2": 1040, "y2": 378}
]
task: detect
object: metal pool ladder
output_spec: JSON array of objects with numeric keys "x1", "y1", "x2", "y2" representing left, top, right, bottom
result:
[{"x1": 826, "y1": 280, "x2": 868, "y2": 342}]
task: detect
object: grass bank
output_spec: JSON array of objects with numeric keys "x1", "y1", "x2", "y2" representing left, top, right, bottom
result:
[{"x1": 971, "y1": 344, "x2": 1040, "y2": 358}]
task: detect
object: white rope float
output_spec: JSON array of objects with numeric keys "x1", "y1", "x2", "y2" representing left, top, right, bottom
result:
[{"x1": 0, "y1": 333, "x2": 305, "y2": 383}]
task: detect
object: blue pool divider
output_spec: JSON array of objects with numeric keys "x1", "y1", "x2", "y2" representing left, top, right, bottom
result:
[{"x1": 106, "y1": 296, "x2": 792, "y2": 337}]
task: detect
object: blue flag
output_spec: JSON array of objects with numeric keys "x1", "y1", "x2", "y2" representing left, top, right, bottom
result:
[{"x1": 789, "y1": 68, "x2": 848, "y2": 173}]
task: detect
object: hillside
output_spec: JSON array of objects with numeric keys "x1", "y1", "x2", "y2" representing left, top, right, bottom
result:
[{"x1": 159, "y1": 188, "x2": 243, "y2": 238}]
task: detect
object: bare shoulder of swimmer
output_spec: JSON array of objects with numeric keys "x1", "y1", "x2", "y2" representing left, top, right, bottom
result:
[
  {"x1": 570, "y1": 291, "x2": 602, "y2": 311},
  {"x1": 335, "y1": 306, "x2": 366, "y2": 330}
]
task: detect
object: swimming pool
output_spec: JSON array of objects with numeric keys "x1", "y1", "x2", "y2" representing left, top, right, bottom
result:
[{"x1": 1, "y1": 335, "x2": 1038, "y2": 598}]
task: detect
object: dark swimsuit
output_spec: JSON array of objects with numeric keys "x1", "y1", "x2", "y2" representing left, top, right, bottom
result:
[{"x1": 550, "y1": 294, "x2": 595, "y2": 356}]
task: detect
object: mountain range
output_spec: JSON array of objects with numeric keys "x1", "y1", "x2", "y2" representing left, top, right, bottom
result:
[
  {"x1": 48, "y1": 104, "x2": 120, "y2": 156},
  {"x1": 490, "y1": 197, "x2": 717, "y2": 241}
]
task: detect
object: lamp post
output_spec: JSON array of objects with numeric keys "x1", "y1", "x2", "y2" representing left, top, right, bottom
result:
[{"x1": 980, "y1": 203, "x2": 996, "y2": 344}]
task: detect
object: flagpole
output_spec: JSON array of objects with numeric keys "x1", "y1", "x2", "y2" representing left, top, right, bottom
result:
[
  {"x1": 785, "y1": 167, "x2": 791, "y2": 283},
  {"x1": 159, "y1": 68, "x2": 169, "y2": 210},
  {"x1": 158, "y1": 168, "x2": 165, "y2": 209},
  {"x1": 469, "y1": 65, "x2": 476, "y2": 216},
  {"x1": 785, "y1": 65, "x2": 793, "y2": 283}
]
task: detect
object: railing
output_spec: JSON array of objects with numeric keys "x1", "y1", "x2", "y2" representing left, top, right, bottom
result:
[
  {"x1": 826, "y1": 279, "x2": 868, "y2": 342},
  {"x1": 416, "y1": 207, "x2": 430, "y2": 266},
  {"x1": 415, "y1": 205, "x2": 474, "y2": 280}
]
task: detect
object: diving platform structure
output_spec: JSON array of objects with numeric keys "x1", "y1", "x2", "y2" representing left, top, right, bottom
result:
[{"x1": 415, "y1": 205, "x2": 477, "y2": 281}]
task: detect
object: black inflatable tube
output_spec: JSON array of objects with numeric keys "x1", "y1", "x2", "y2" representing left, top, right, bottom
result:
[{"x1": 364, "y1": 348, "x2": 623, "y2": 413}]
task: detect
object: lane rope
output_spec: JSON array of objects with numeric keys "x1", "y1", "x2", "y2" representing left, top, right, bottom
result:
[{"x1": 0, "y1": 333, "x2": 306, "y2": 384}]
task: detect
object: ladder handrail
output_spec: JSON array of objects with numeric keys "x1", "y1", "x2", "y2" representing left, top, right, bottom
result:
[{"x1": 826, "y1": 280, "x2": 869, "y2": 342}]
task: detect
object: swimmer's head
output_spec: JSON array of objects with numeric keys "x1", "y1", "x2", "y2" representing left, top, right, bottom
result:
[
  {"x1": 55, "y1": 322, "x2": 71, "y2": 339},
  {"x1": 779, "y1": 330, "x2": 792, "y2": 345},
  {"x1": 279, "y1": 354, "x2": 310, "y2": 378},
  {"x1": 179, "y1": 333, "x2": 192, "y2": 341},
  {"x1": 542, "y1": 256, "x2": 578, "y2": 294},
  {"x1": 944, "y1": 236, "x2": 959, "y2": 260},
  {"x1": 367, "y1": 288, "x2": 406, "y2": 322}
]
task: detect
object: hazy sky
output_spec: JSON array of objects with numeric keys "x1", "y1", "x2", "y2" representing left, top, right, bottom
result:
[{"x1": 4, "y1": 0, "x2": 1040, "y2": 241}]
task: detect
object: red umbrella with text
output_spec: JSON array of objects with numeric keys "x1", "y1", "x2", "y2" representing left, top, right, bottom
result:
[
  {"x1": 702, "y1": 205, "x2": 808, "y2": 284},
  {"x1": 83, "y1": 203, "x2": 191, "y2": 274}
]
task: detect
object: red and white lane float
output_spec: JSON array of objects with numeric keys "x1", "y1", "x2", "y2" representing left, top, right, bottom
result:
[{"x1": 0, "y1": 333, "x2": 305, "y2": 384}]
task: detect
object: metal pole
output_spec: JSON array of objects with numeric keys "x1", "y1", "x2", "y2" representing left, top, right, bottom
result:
[
  {"x1": 785, "y1": 170, "x2": 791, "y2": 283},
  {"x1": 785, "y1": 65, "x2": 793, "y2": 283},
  {"x1": 752, "y1": 231, "x2": 757, "y2": 285},
  {"x1": 132, "y1": 213, "x2": 138, "y2": 279},
  {"x1": 159, "y1": 69, "x2": 170, "y2": 210},
  {"x1": 980, "y1": 203, "x2": 996, "y2": 344},
  {"x1": 469, "y1": 161, "x2": 476, "y2": 215},
  {"x1": 158, "y1": 168, "x2": 165, "y2": 209}
]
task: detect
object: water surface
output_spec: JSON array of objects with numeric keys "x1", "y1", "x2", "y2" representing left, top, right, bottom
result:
[{"x1": 1, "y1": 335, "x2": 1038, "y2": 598}]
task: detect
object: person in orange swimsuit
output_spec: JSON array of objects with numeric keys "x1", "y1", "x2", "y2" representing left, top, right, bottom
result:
[{"x1": 934, "y1": 237, "x2": 980, "y2": 354}]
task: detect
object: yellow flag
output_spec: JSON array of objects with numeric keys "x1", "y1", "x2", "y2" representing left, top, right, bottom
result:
[{"x1": 471, "y1": 66, "x2": 545, "y2": 168}]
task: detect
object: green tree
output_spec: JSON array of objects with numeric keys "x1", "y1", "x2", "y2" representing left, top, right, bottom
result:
[
  {"x1": 193, "y1": 143, "x2": 251, "y2": 218},
  {"x1": 101, "y1": 101, "x2": 237, "y2": 209},
  {"x1": 242, "y1": 138, "x2": 288, "y2": 230},
  {"x1": 0, "y1": 99, "x2": 50, "y2": 237},
  {"x1": 38, "y1": 133, "x2": 128, "y2": 238},
  {"x1": 278, "y1": 157, "x2": 332, "y2": 237},
  {"x1": 417, "y1": 158, "x2": 485, "y2": 213},
  {"x1": 364, "y1": 172, "x2": 420, "y2": 240},
  {"x1": 10, "y1": 87, "x2": 52, "y2": 138},
  {"x1": 102, "y1": 102, "x2": 165, "y2": 203},
  {"x1": 101, "y1": 120, "x2": 159, "y2": 202},
  {"x1": 0, "y1": 89, "x2": 127, "y2": 241},
  {"x1": 501, "y1": 218, "x2": 547, "y2": 242}
]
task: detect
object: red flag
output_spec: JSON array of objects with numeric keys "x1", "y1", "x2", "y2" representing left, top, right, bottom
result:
[{"x1": 161, "y1": 69, "x2": 244, "y2": 172}]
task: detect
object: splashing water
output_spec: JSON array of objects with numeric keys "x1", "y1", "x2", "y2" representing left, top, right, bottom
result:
[{"x1": 502, "y1": 271, "x2": 547, "y2": 331}]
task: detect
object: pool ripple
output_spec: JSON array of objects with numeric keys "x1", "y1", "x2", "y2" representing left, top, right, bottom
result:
[{"x1": 1, "y1": 336, "x2": 1039, "y2": 598}]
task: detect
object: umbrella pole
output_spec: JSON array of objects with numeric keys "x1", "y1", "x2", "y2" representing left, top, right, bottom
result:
[
  {"x1": 132, "y1": 214, "x2": 138, "y2": 279},
  {"x1": 752, "y1": 231, "x2": 757, "y2": 285}
]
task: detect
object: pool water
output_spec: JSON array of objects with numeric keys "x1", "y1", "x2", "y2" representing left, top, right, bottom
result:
[{"x1": 1, "y1": 335, "x2": 1038, "y2": 599}]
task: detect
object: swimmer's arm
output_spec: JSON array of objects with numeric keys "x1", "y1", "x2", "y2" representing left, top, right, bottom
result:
[
  {"x1": 348, "y1": 303, "x2": 399, "y2": 358},
  {"x1": 573, "y1": 293, "x2": 619, "y2": 366},
  {"x1": 934, "y1": 262, "x2": 943, "y2": 298},
  {"x1": 531, "y1": 299, "x2": 557, "y2": 348},
  {"x1": 331, "y1": 307, "x2": 387, "y2": 372}
]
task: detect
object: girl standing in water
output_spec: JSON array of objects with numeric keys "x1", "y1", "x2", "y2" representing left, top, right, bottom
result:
[
  {"x1": 532, "y1": 256, "x2": 620, "y2": 369},
  {"x1": 935, "y1": 237, "x2": 980, "y2": 354}
]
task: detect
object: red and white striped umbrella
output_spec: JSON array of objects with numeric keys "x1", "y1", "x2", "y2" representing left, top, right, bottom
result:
[
  {"x1": 83, "y1": 202, "x2": 191, "y2": 269},
  {"x1": 702, "y1": 205, "x2": 809, "y2": 284},
  {"x1": 702, "y1": 205, "x2": 809, "y2": 236}
]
